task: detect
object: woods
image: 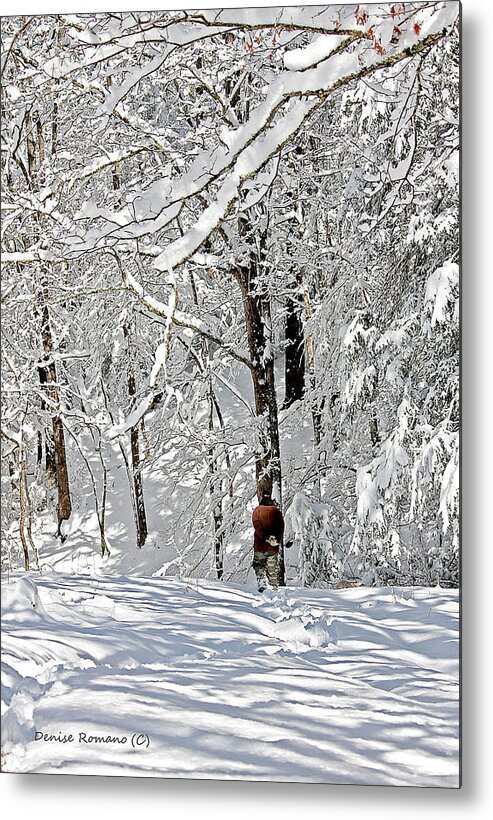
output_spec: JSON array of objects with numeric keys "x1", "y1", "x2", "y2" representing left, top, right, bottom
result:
[{"x1": 1, "y1": 3, "x2": 459, "y2": 587}]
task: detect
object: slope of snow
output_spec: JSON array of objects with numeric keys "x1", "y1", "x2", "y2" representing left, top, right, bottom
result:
[{"x1": 1, "y1": 573, "x2": 459, "y2": 786}]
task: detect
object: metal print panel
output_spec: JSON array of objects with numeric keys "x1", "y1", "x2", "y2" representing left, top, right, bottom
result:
[{"x1": 1, "y1": 2, "x2": 460, "y2": 785}]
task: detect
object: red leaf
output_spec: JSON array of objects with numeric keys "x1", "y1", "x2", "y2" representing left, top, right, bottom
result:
[{"x1": 354, "y1": 5, "x2": 368, "y2": 25}]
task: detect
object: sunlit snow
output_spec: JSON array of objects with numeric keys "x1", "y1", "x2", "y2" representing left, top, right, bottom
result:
[{"x1": 1, "y1": 573, "x2": 459, "y2": 785}]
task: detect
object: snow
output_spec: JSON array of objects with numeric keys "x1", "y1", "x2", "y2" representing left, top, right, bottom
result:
[
  {"x1": 1, "y1": 572, "x2": 459, "y2": 785},
  {"x1": 121, "y1": 267, "x2": 252, "y2": 368},
  {"x1": 67, "y1": 1, "x2": 459, "y2": 265},
  {"x1": 424, "y1": 261, "x2": 459, "y2": 329},
  {"x1": 153, "y1": 96, "x2": 317, "y2": 271},
  {"x1": 1, "y1": 2, "x2": 461, "y2": 790},
  {"x1": 283, "y1": 34, "x2": 346, "y2": 71},
  {"x1": 439, "y1": 435, "x2": 460, "y2": 533}
]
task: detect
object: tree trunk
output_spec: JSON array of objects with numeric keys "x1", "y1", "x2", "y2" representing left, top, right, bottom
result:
[
  {"x1": 39, "y1": 285, "x2": 72, "y2": 537},
  {"x1": 36, "y1": 363, "x2": 56, "y2": 482},
  {"x1": 303, "y1": 289, "x2": 325, "y2": 496},
  {"x1": 284, "y1": 273, "x2": 306, "y2": 408},
  {"x1": 114, "y1": 135, "x2": 148, "y2": 548},
  {"x1": 123, "y1": 322, "x2": 148, "y2": 548},
  {"x1": 23, "y1": 461, "x2": 41, "y2": 571},
  {"x1": 235, "y1": 265, "x2": 282, "y2": 502},
  {"x1": 234, "y1": 255, "x2": 285, "y2": 586},
  {"x1": 370, "y1": 411, "x2": 380, "y2": 448},
  {"x1": 19, "y1": 453, "x2": 30, "y2": 571},
  {"x1": 53, "y1": 415, "x2": 71, "y2": 528},
  {"x1": 130, "y1": 421, "x2": 148, "y2": 548},
  {"x1": 207, "y1": 373, "x2": 225, "y2": 580},
  {"x1": 27, "y1": 99, "x2": 71, "y2": 532},
  {"x1": 208, "y1": 449, "x2": 224, "y2": 580}
]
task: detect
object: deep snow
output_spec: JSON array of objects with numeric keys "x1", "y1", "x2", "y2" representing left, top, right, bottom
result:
[{"x1": 1, "y1": 572, "x2": 459, "y2": 785}]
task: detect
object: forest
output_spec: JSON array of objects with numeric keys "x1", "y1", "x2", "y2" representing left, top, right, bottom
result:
[{"x1": 1, "y1": 2, "x2": 460, "y2": 589}]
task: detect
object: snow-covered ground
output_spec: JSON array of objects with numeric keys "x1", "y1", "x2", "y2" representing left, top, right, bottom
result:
[{"x1": 1, "y1": 573, "x2": 459, "y2": 786}]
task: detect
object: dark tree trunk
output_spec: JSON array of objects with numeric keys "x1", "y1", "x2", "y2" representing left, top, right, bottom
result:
[
  {"x1": 302, "y1": 288, "x2": 326, "y2": 495},
  {"x1": 37, "y1": 362, "x2": 57, "y2": 484},
  {"x1": 284, "y1": 274, "x2": 306, "y2": 408},
  {"x1": 26, "y1": 100, "x2": 71, "y2": 534},
  {"x1": 19, "y1": 453, "x2": 30, "y2": 571},
  {"x1": 209, "y1": 458, "x2": 224, "y2": 581},
  {"x1": 370, "y1": 411, "x2": 380, "y2": 448},
  {"x1": 40, "y1": 289, "x2": 72, "y2": 537},
  {"x1": 234, "y1": 248, "x2": 285, "y2": 586},
  {"x1": 53, "y1": 415, "x2": 71, "y2": 525},
  {"x1": 123, "y1": 323, "x2": 148, "y2": 548},
  {"x1": 115, "y1": 146, "x2": 148, "y2": 548},
  {"x1": 208, "y1": 378, "x2": 224, "y2": 580},
  {"x1": 130, "y1": 421, "x2": 148, "y2": 548},
  {"x1": 235, "y1": 264, "x2": 281, "y2": 502}
]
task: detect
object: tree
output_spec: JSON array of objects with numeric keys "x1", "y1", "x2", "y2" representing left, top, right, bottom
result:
[{"x1": 1, "y1": 4, "x2": 459, "y2": 585}]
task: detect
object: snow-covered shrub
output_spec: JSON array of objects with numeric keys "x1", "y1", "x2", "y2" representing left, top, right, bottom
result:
[{"x1": 288, "y1": 492, "x2": 341, "y2": 587}]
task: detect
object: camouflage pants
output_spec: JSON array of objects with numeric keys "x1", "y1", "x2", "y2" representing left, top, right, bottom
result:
[{"x1": 252, "y1": 551, "x2": 279, "y2": 590}]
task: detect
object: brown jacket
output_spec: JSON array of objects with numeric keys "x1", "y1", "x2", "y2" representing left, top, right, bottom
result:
[{"x1": 252, "y1": 502, "x2": 285, "y2": 553}]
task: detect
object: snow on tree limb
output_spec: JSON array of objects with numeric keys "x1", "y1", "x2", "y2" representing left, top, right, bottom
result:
[
  {"x1": 154, "y1": 95, "x2": 319, "y2": 271},
  {"x1": 66, "y1": 2, "x2": 458, "y2": 269},
  {"x1": 153, "y1": 19, "x2": 457, "y2": 271},
  {"x1": 114, "y1": 254, "x2": 253, "y2": 369}
]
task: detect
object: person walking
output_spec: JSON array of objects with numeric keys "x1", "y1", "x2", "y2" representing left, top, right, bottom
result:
[{"x1": 252, "y1": 490, "x2": 285, "y2": 591}]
